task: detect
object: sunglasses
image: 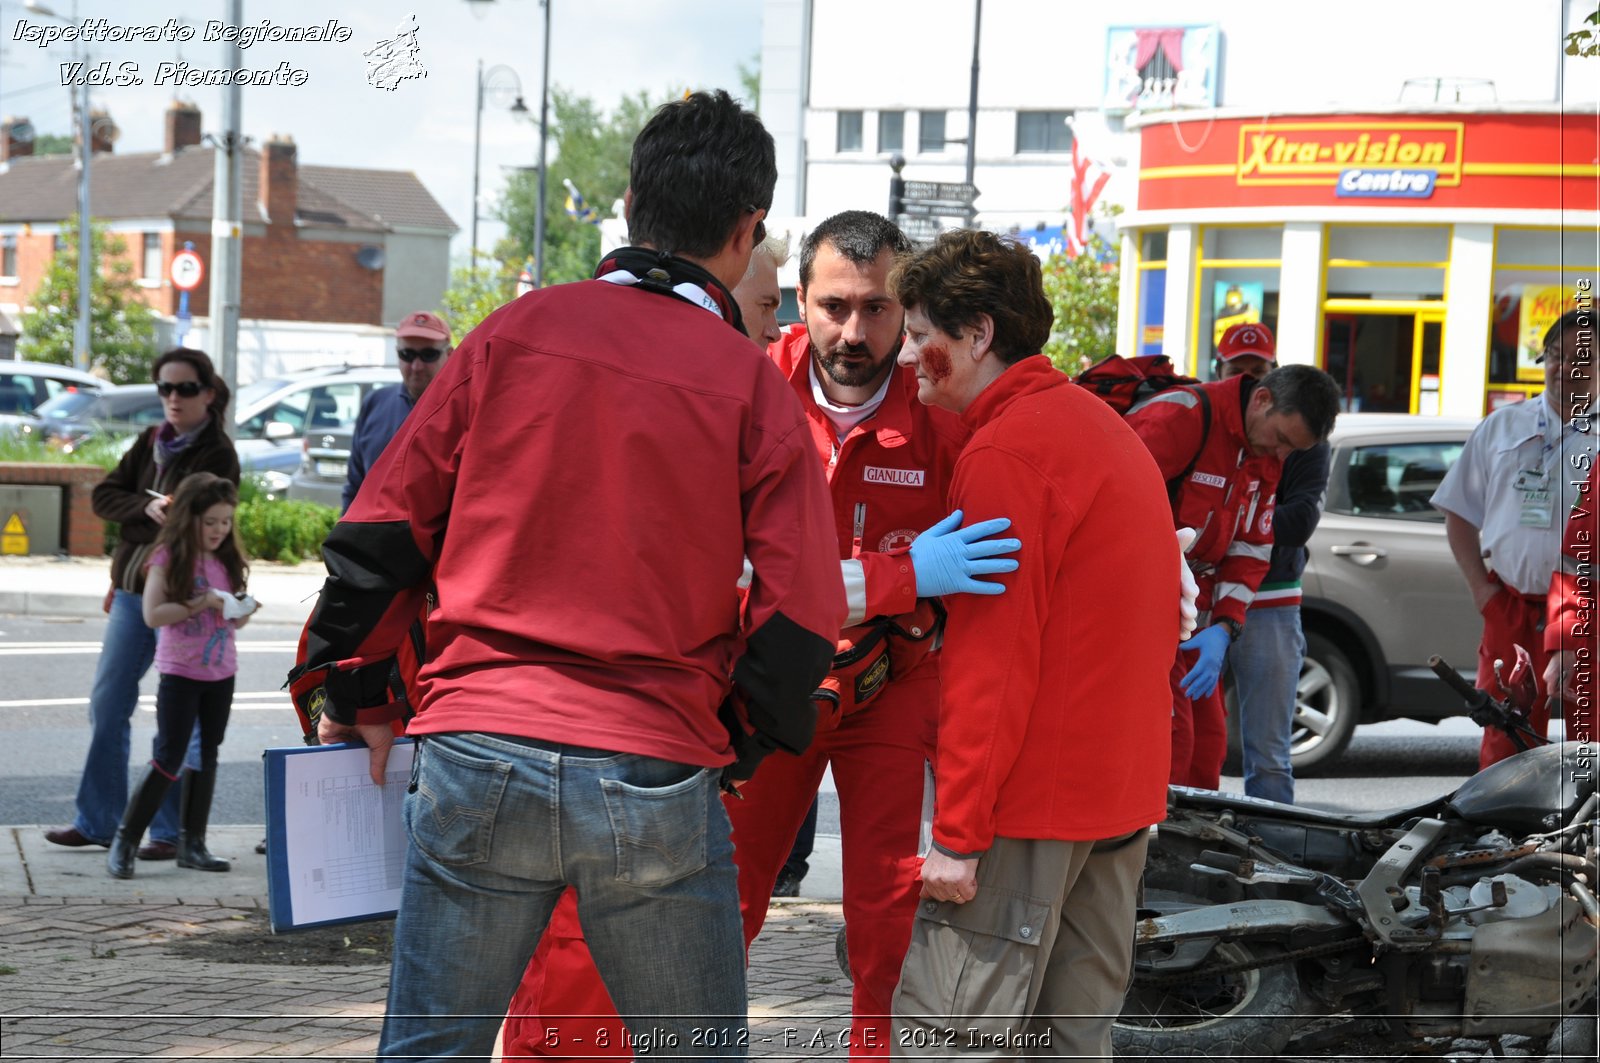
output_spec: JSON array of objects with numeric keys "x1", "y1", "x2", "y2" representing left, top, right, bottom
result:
[
  {"x1": 156, "y1": 380, "x2": 205, "y2": 398},
  {"x1": 398, "y1": 347, "x2": 445, "y2": 364}
]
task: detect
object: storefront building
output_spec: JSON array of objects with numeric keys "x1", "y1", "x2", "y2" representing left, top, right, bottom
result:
[{"x1": 1116, "y1": 107, "x2": 1599, "y2": 416}]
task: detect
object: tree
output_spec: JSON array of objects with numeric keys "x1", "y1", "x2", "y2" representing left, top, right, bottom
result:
[
  {"x1": 1040, "y1": 236, "x2": 1121, "y2": 375},
  {"x1": 1567, "y1": 7, "x2": 1600, "y2": 56},
  {"x1": 491, "y1": 87, "x2": 665, "y2": 286},
  {"x1": 737, "y1": 52, "x2": 761, "y2": 111},
  {"x1": 32, "y1": 132, "x2": 74, "y2": 156},
  {"x1": 19, "y1": 215, "x2": 159, "y2": 384},
  {"x1": 438, "y1": 263, "x2": 519, "y2": 339}
]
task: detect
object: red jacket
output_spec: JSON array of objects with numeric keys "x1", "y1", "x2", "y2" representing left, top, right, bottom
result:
[
  {"x1": 1546, "y1": 465, "x2": 1596, "y2": 674},
  {"x1": 1124, "y1": 376, "x2": 1282, "y2": 628},
  {"x1": 305, "y1": 277, "x2": 845, "y2": 772},
  {"x1": 770, "y1": 326, "x2": 968, "y2": 625},
  {"x1": 933, "y1": 357, "x2": 1175, "y2": 854}
]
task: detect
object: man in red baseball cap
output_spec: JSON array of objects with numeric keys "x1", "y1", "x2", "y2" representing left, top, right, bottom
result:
[
  {"x1": 342, "y1": 310, "x2": 454, "y2": 511},
  {"x1": 1216, "y1": 321, "x2": 1276, "y2": 380}
]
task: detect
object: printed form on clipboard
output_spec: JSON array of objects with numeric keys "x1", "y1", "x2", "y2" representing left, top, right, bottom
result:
[{"x1": 262, "y1": 739, "x2": 414, "y2": 933}]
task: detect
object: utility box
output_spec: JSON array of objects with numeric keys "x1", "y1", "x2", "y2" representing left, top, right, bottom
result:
[{"x1": 0, "y1": 484, "x2": 64, "y2": 555}]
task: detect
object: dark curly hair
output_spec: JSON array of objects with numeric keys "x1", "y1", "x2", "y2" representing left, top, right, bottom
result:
[{"x1": 888, "y1": 229, "x2": 1052, "y2": 364}]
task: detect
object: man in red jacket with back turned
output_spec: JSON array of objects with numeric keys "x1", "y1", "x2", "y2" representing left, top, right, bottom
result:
[
  {"x1": 1125, "y1": 332, "x2": 1341, "y2": 790},
  {"x1": 304, "y1": 91, "x2": 845, "y2": 1061}
]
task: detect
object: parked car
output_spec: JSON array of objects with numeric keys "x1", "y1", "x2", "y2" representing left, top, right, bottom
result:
[
  {"x1": 1234, "y1": 413, "x2": 1483, "y2": 772},
  {"x1": 230, "y1": 366, "x2": 399, "y2": 490},
  {"x1": 0, "y1": 360, "x2": 103, "y2": 414},
  {"x1": 11, "y1": 367, "x2": 400, "y2": 495},
  {"x1": 8, "y1": 384, "x2": 165, "y2": 450},
  {"x1": 287, "y1": 425, "x2": 355, "y2": 509}
]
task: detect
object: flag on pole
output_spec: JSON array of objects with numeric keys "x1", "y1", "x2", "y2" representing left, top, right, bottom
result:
[{"x1": 563, "y1": 179, "x2": 602, "y2": 225}]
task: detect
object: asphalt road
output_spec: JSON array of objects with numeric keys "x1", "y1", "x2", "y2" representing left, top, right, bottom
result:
[{"x1": 0, "y1": 613, "x2": 1501, "y2": 831}]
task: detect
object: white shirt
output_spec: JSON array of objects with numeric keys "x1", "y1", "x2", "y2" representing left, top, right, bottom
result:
[
  {"x1": 1431, "y1": 395, "x2": 1590, "y2": 595},
  {"x1": 809, "y1": 360, "x2": 892, "y2": 443}
]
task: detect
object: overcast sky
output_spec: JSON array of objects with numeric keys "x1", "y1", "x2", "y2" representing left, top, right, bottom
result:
[{"x1": 0, "y1": 0, "x2": 763, "y2": 258}]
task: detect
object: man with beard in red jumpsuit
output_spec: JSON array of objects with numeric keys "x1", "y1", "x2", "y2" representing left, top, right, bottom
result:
[
  {"x1": 1125, "y1": 348, "x2": 1341, "y2": 789},
  {"x1": 501, "y1": 211, "x2": 1024, "y2": 1060}
]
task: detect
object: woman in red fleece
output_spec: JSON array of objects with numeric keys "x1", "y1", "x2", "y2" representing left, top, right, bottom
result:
[{"x1": 885, "y1": 229, "x2": 1181, "y2": 1059}]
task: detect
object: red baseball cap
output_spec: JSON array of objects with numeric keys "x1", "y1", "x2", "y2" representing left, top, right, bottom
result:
[
  {"x1": 395, "y1": 310, "x2": 452, "y2": 345},
  {"x1": 1218, "y1": 322, "x2": 1276, "y2": 363}
]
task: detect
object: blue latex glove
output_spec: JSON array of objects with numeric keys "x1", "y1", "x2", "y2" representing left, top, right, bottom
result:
[
  {"x1": 908, "y1": 509, "x2": 1021, "y2": 598},
  {"x1": 1178, "y1": 623, "x2": 1231, "y2": 699}
]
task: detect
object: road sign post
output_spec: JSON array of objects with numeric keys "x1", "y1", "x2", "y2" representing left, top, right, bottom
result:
[
  {"x1": 170, "y1": 243, "x2": 204, "y2": 348},
  {"x1": 895, "y1": 179, "x2": 980, "y2": 241}
]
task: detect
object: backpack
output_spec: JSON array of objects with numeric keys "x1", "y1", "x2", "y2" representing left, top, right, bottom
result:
[
  {"x1": 1073, "y1": 353, "x2": 1212, "y2": 499},
  {"x1": 285, "y1": 602, "x2": 428, "y2": 744}
]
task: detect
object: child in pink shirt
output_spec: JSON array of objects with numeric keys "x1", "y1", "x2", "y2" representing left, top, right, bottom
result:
[{"x1": 107, "y1": 472, "x2": 257, "y2": 879}]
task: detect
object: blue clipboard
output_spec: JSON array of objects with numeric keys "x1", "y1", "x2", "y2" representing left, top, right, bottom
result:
[{"x1": 262, "y1": 738, "x2": 414, "y2": 934}]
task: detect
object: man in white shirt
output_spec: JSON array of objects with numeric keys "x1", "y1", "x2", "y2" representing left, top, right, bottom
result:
[{"x1": 1432, "y1": 308, "x2": 1592, "y2": 766}]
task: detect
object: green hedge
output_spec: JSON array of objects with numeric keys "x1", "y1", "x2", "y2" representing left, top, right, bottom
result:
[
  {"x1": 236, "y1": 497, "x2": 339, "y2": 564},
  {"x1": 1, "y1": 436, "x2": 339, "y2": 563}
]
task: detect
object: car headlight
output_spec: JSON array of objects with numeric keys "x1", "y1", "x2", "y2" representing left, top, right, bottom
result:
[{"x1": 258, "y1": 471, "x2": 293, "y2": 495}]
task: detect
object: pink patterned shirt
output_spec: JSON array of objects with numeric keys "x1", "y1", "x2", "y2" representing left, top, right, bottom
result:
[{"x1": 149, "y1": 546, "x2": 238, "y2": 681}]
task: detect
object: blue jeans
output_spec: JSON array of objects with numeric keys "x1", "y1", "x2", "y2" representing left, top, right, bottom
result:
[
  {"x1": 379, "y1": 732, "x2": 748, "y2": 1062},
  {"x1": 71, "y1": 589, "x2": 197, "y2": 844},
  {"x1": 1229, "y1": 606, "x2": 1303, "y2": 805}
]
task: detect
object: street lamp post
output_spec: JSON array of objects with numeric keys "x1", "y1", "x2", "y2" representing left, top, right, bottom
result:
[
  {"x1": 471, "y1": 62, "x2": 527, "y2": 280},
  {"x1": 534, "y1": 0, "x2": 551, "y2": 288},
  {"x1": 25, "y1": 0, "x2": 92, "y2": 373}
]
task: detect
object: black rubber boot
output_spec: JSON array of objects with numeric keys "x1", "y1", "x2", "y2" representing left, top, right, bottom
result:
[
  {"x1": 176, "y1": 770, "x2": 230, "y2": 872},
  {"x1": 107, "y1": 769, "x2": 175, "y2": 880}
]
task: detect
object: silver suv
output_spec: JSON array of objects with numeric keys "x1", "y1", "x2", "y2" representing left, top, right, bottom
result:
[
  {"x1": 1269, "y1": 413, "x2": 1483, "y2": 770},
  {"x1": 233, "y1": 366, "x2": 399, "y2": 492}
]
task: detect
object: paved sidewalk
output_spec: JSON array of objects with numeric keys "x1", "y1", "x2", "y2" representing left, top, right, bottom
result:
[
  {"x1": 1, "y1": 826, "x2": 852, "y2": 1060},
  {"x1": 0, "y1": 554, "x2": 328, "y2": 626}
]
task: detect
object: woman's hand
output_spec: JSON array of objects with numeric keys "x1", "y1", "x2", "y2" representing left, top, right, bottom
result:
[{"x1": 144, "y1": 495, "x2": 170, "y2": 525}]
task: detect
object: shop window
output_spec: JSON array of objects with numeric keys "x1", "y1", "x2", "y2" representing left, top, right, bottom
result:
[
  {"x1": 878, "y1": 110, "x2": 904, "y2": 153},
  {"x1": 837, "y1": 111, "x2": 863, "y2": 153},
  {"x1": 141, "y1": 233, "x2": 161, "y2": 282},
  {"x1": 1326, "y1": 224, "x2": 1448, "y2": 300},
  {"x1": 1, "y1": 234, "x2": 16, "y2": 278},
  {"x1": 1137, "y1": 229, "x2": 1168, "y2": 356},
  {"x1": 1202, "y1": 227, "x2": 1281, "y2": 260},
  {"x1": 1327, "y1": 225, "x2": 1449, "y2": 262},
  {"x1": 1195, "y1": 226, "x2": 1282, "y2": 379},
  {"x1": 1487, "y1": 226, "x2": 1600, "y2": 396},
  {"x1": 918, "y1": 111, "x2": 947, "y2": 153},
  {"x1": 1016, "y1": 111, "x2": 1073, "y2": 153}
]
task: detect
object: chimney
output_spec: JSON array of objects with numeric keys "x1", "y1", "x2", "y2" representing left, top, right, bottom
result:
[
  {"x1": 164, "y1": 100, "x2": 202, "y2": 154},
  {"x1": 79, "y1": 107, "x2": 118, "y2": 154},
  {"x1": 259, "y1": 134, "x2": 298, "y2": 226},
  {"x1": 1, "y1": 116, "x2": 36, "y2": 162}
]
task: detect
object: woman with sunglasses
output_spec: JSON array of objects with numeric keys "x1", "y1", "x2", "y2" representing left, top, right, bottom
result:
[{"x1": 44, "y1": 348, "x2": 241, "y2": 865}]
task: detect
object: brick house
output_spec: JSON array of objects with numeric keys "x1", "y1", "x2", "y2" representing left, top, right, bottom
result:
[{"x1": 0, "y1": 100, "x2": 457, "y2": 369}]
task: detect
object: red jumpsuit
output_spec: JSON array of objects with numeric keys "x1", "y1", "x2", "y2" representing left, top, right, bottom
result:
[
  {"x1": 1125, "y1": 377, "x2": 1281, "y2": 789},
  {"x1": 503, "y1": 326, "x2": 968, "y2": 1059}
]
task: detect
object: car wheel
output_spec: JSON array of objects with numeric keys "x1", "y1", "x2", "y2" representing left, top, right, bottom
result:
[{"x1": 1290, "y1": 632, "x2": 1360, "y2": 773}]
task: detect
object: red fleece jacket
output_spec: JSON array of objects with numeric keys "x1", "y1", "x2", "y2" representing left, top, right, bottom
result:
[{"x1": 933, "y1": 356, "x2": 1175, "y2": 854}]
